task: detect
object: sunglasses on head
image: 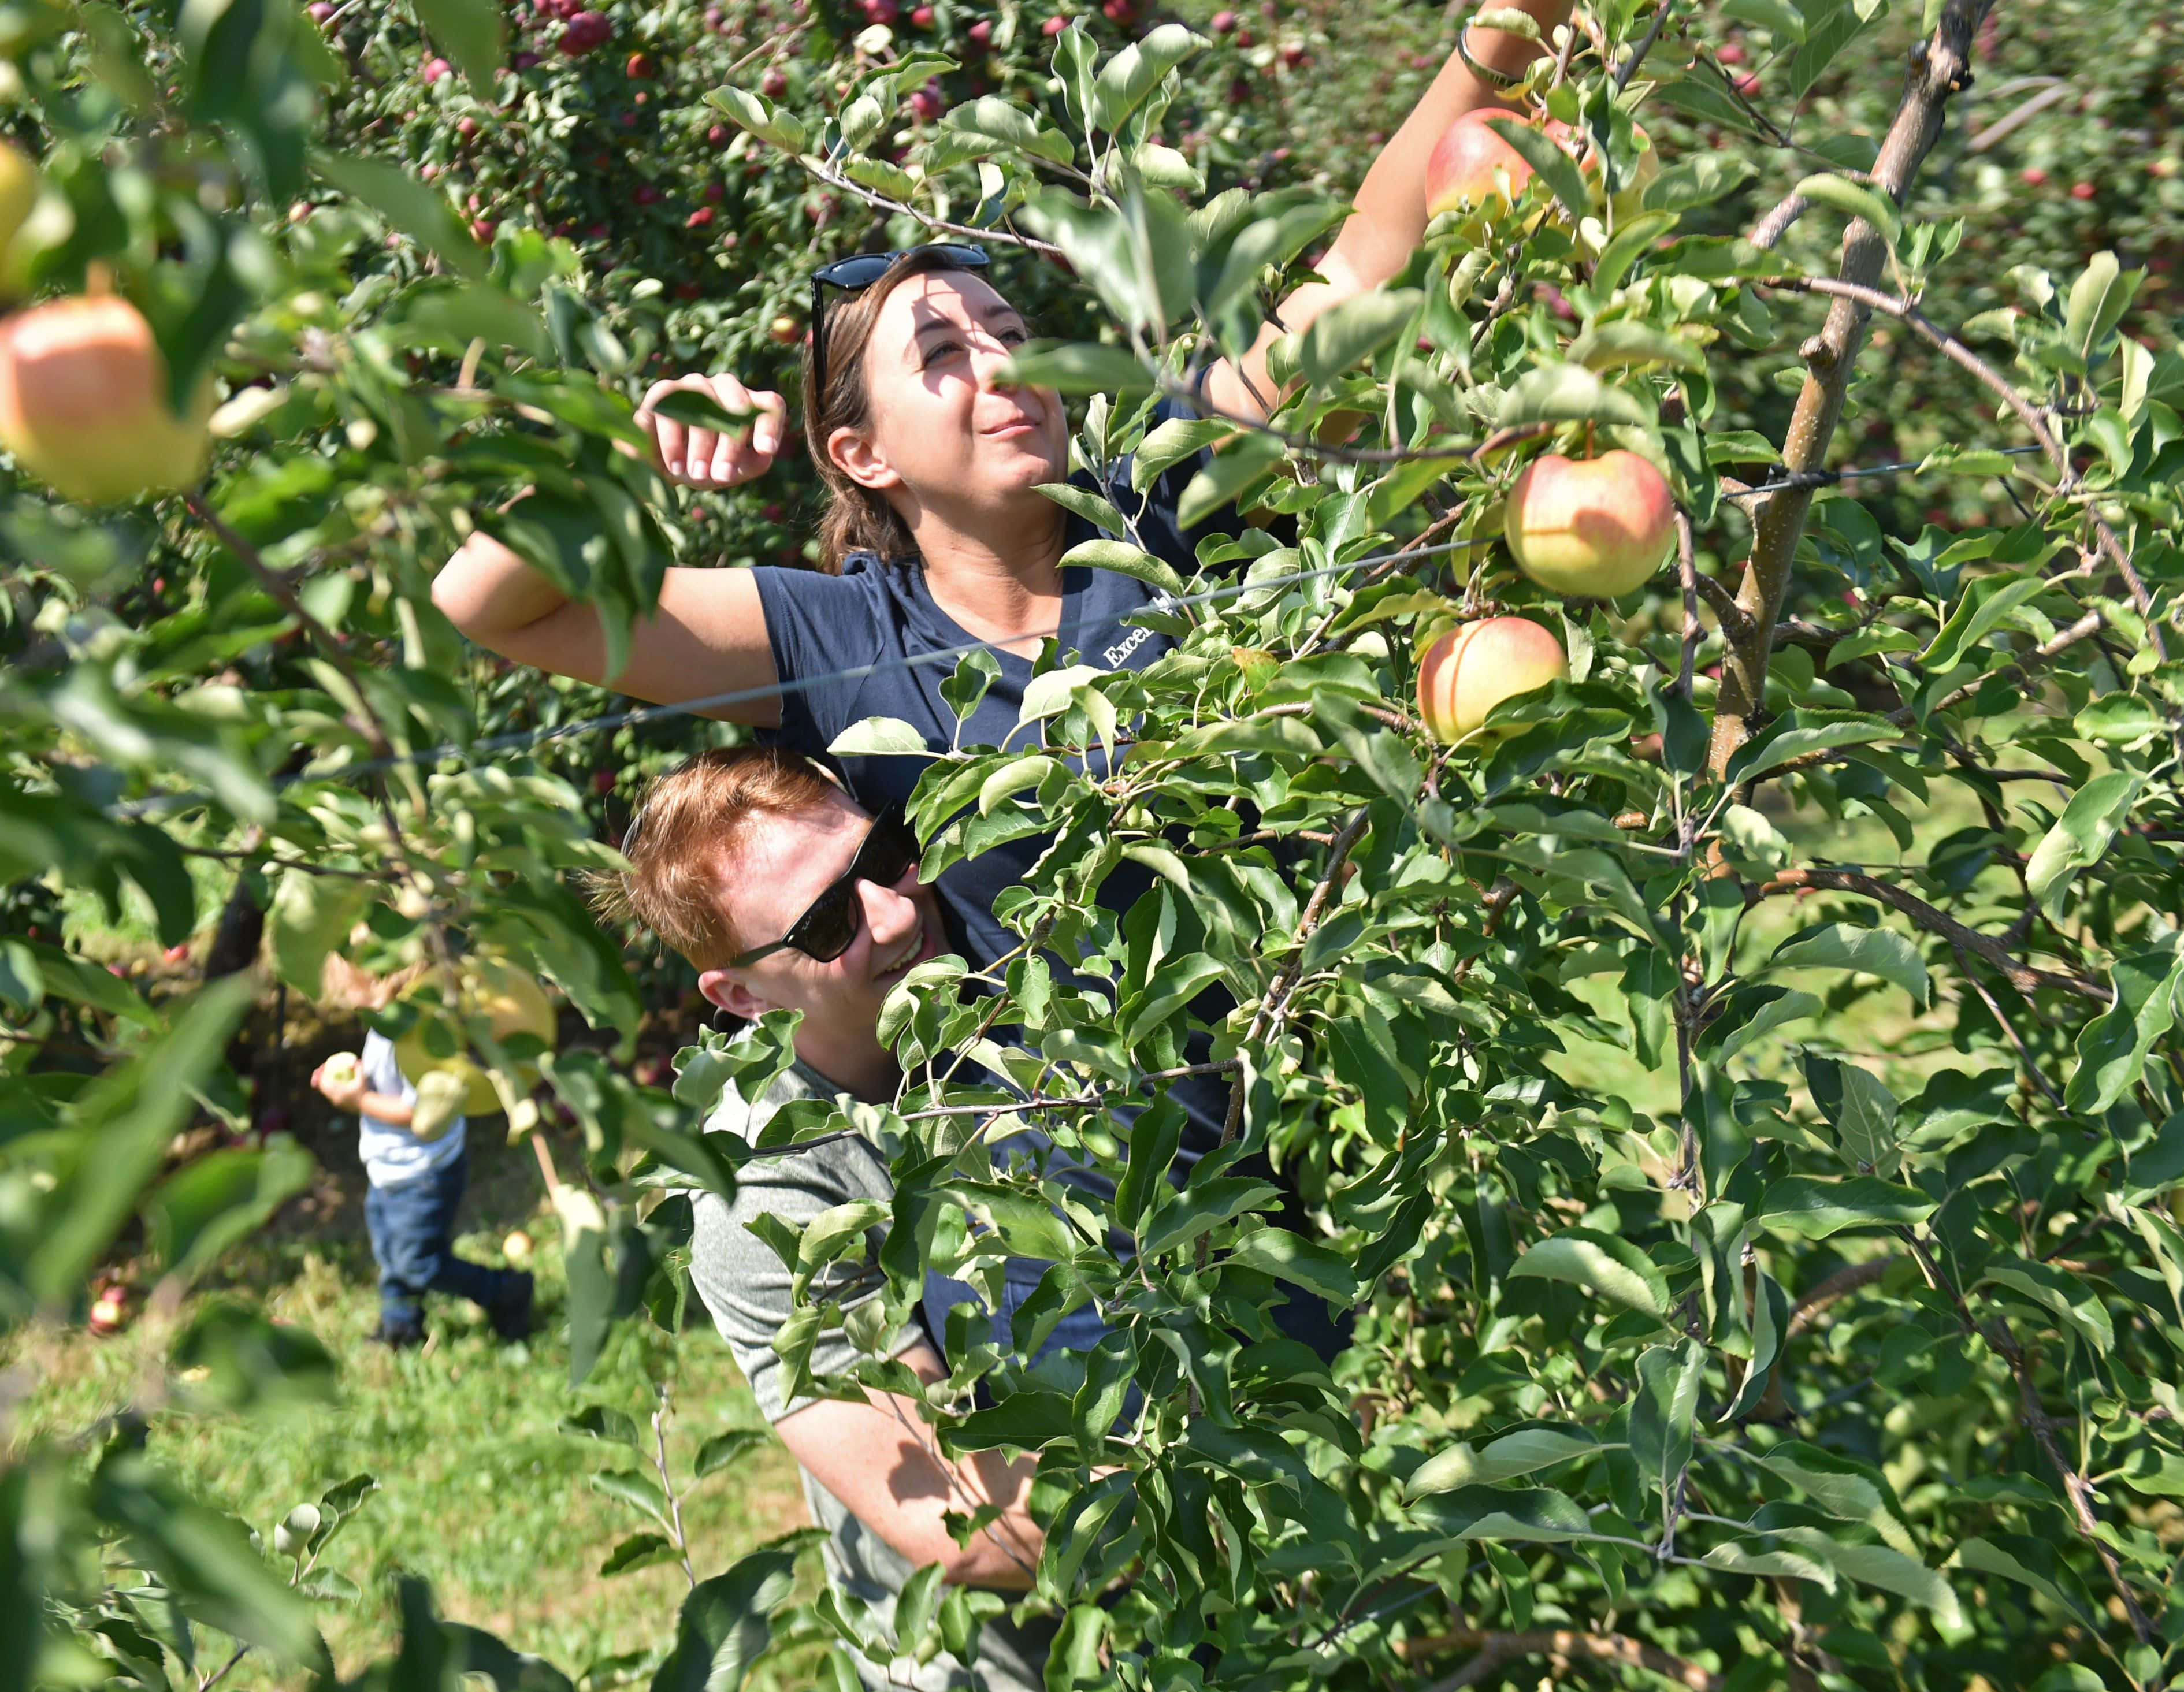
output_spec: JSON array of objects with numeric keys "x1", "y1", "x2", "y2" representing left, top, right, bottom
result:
[
  {"x1": 808, "y1": 243, "x2": 992, "y2": 407},
  {"x1": 726, "y1": 802, "x2": 923, "y2": 969}
]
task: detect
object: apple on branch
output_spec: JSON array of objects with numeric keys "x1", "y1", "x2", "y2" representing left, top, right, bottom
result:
[
  {"x1": 1417, "y1": 616, "x2": 1569, "y2": 743},
  {"x1": 1503, "y1": 449, "x2": 1674, "y2": 598}
]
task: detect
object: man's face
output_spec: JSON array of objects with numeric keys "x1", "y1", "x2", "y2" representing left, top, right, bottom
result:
[{"x1": 696, "y1": 794, "x2": 945, "y2": 1058}]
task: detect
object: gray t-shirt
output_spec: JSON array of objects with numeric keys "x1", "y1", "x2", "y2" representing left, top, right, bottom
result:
[{"x1": 685, "y1": 1057, "x2": 1054, "y2": 1692}]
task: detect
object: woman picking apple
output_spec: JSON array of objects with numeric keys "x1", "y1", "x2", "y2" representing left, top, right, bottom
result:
[{"x1": 434, "y1": 2, "x2": 1576, "y2": 1166}]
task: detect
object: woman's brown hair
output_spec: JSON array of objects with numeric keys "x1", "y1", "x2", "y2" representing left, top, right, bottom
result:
[{"x1": 801, "y1": 247, "x2": 996, "y2": 572}]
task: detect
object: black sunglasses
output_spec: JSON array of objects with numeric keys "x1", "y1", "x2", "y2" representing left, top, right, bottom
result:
[
  {"x1": 808, "y1": 243, "x2": 992, "y2": 406},
  {"x1": 726, "y1": 802, "x2": 922, "y2": 969}
]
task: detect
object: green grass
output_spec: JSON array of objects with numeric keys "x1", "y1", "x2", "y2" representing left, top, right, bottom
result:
[{"x1": 4, "y1": 1131, "x2": 811, "y2": 1685}]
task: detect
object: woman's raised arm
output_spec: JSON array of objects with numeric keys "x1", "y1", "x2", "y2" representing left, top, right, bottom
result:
[
  {"x1": 1204, "y1": 0, "x2": 1572, "y2": 420},
  {"x1": 430, "y1": 371, "x2": 790, "y2": 722}
]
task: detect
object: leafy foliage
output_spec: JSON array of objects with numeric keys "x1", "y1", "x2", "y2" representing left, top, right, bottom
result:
[{"x1": 3, "y1": 0, "x2": 2183, "y2": 1689}]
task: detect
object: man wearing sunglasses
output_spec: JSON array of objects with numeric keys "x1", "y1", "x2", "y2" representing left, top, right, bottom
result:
[{"x1": 599, "y1": 744, "x2": 1064, "y2": 1692}]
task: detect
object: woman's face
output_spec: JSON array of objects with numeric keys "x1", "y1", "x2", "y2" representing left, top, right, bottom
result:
[{"x1": 830, "y1": 270, "x2": 1069, "y2": 519}]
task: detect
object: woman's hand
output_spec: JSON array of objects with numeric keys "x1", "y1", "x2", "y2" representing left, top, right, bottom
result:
[{"x1": 634, "y1": 373, "x2": 788, "y2": 487}]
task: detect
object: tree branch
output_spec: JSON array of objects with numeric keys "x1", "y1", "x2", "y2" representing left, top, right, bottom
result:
[
  {"x1": 1417, "y1": 1628, "x2": 1724, "y2": 1692},
  {"x1": 1895, "y1": 1228, "x2": 2156, "y2": 1646},
  {"x1": 1758, "y1": 865, "x2": 2110, "y2": 1002},
  {"x1": 1787, "y1": 1255, "x2": 1897, "y2": 1336},
  {"x1": 1706, "y1": 0, "x2": 1996, "y2": 779}
]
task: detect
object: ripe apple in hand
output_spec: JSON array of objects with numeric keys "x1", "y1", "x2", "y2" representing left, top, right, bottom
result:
[
  {"x1": 1425, "y1": 109, "x2": 1535, "y2": 217},
  {"x1": 1416, "y1": 617, "x2": 1568, "y2": 742},
  {"x1": 503, "y1": 1229, "x2": 534, "y2": 1265},
  {"x1": 0, "y1": 295, "x2": 213, "y2": 504},
  {"x1": 1503, "y1": 450, "x2": 1674, "y2": 598}
]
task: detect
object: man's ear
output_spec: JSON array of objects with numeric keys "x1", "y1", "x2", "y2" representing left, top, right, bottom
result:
[
  {"x1": 697, "y1": 967, "x2": 772, "y2": 1023},
  {"x1": 827, "y1": 424, "x2": 901, "y2": 494}
]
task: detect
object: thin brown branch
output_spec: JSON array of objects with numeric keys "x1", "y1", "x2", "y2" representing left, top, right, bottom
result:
[
  {"x1": 1707, "y1": 0, "x2": 1995, "y2": 779},
  {"x1": 1220, "y1": 806, "x2": 1374, "y2": 1146},
  {"x1": 1787, "y1": 1256, "x2": 1897, "y2": 1336},
  {"x1": 1690, "y1": 567, "x2": 1751, "y2": 634},
  {"x1": 1758, "y1": 865, "x2": 2110, "y2": 1002},
  {"x1": 1613, "y1": 0, "x2": 1677, "y2": 92},
  {"x1": 1895, "y1": 1229, "x2": 2156, "y2": 1646},
  {"x1": 797, "y1": 155, "x2": 1068, "y2": 259},
  {"x1": 1417, "y1": 1628, "x2": 1724, "y2": 1692},
  {"x1": 1675, "y1": 505, "x2": 1700, "y2": 699}
]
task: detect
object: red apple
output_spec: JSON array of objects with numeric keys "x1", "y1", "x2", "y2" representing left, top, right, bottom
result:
[
  {"x1": 470, "y1": 217, "x2": 495, "y2": 241},
  {"x1": 686, "y1": 206, "x2": 715, "y2": 228},
  {"x1": 421, "y1": 55, "x2": 451, "y2": 81},
  {"x1": 1503, "y1": 451, "x2": 1675, "y2": 598},
  {"x1": 760, "y1": 66, "x2": 788, "y2": 96},
  {"x1": 909, "y1": 81, "x2": 944, "y2": 120},
  {"x1": 0, "y1": 295, "x2": 214, "y2": 504},
  {"x1": 559, "y1": 11, "x2": 611, "y2": 54},
  {"x1": 968, "y1": 17, "x2": 991, "y2": 44},
  {"x1": 633, "y1": 182, "x2": 662, "y2": 205},
  {"x1": 1425, "y1": 107, "x2": 1537, "y2": 217},
  {"x1": 1416, "y1": 617, "x2": 1569, "y2": 742},
  {"x1": 768, "y1": 315, "x2": 800, "y2": 344},
  {"x1": 2021, "y1": 166, "x2": 2048, "y2": 187},
  {"x1": 1209, "y1": 8, "x2": 1236, "y2": 29},
  {"x1": 307, "y1": 1, "x2": 336, "y2": 22},
  {"x1": 626, "y1": 50, "x2": 658, "y2": 77},
  {"x1": 910, "y1": 3, "x2": 933, "y2": 23},
  {"x1": 88, "y1": 1286, "x2": 129, "y2": 1336},
  {"x1": 1043, "y1": 13, "x2": 1067, "y2": 34},
  {"x1": 2071, "y1": 180, "x2": 2096, "y2": 200}
]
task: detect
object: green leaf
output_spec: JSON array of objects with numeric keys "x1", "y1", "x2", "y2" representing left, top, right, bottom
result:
[
  {"x1": 649, "y1": 1545, "x2": 800, "y2": 1692},
  {"x1": 2026, "y1": 770, "x2": 2143, "y2": 924},
  {"x1": 1059, "y1": 537, "x2": 1186, "y2": 598},
  {"x1": 1792, "y1": 173, "x2": 1900, "y2": 246},
  {"x1": 268, "y1": 868, "x2": 369, "y2": 998},
  {"x1": 312, "y1": 151, "x2": 489, "y2": 280},
  {"x1": 1950, "y1": 1536, "x2": 2097, "y2": 1626},
  {"x1": 1566, "y1": 321, "x2": 1707, "y2": 373},
  {"x1": 600, "y1": 1533, "x2": 681, "y2": 1576},
  {"x1": 1722, "y1": 0, "x2": 1806, "y2": 39},
  {"x1": 1298, "y1": 289, "x2": 1422, "y2": 388},
  {"x1": 410, "y1": 0, "x2": 503, "y2": 96},
  {"x1": 2063, "y1": 250, "x2": 2139, "y2": 367},
  {"x1": 704, "y1": 85, "x2": 808, "y2": 154},
  {"x1": 1036, "y1": 482, "x2": 1132, "y2": 537},
  {"x1": 1130, "y1": 416, "x2": 1231, "y2": 490},
  {"x1": 2067, "y1": 949, "x2": 2184, "y2": 1115},
  {"x1": 1495, "y1": 363, "x2": 1654, "y2": 430},
  {"x1": 1406, "y1": 1427, "x2": 1599, "y2": 1499},
  {"x1": 828, "y1": 717, "x2": 933, "y2": 757},
  {"x1": 693, "y1": 1431, "x2": 770, "y2": 1482},
  {"x1": 1769, "y1": 923, "x2": 1929, "y2": 1006},
  {"x1": 560, "y1": 1406, "x2": 641, "y2": 1447},
  {"x1": 1506, "y1": 1228, "x2": 1667, "y2": 1318},
  {"x1": 1408, "y1": 1485, "x2": 1597, "y2": 1543},
  {"x1": 1175, "y1": 433, "x2": 1286, "y2": 529},
  {"x1": 1090, "y1": 23, "x2": 1205, "y2": 130},
  {"x1": 1484, "y1": 117, "x2": 1592, "y2": 228},
  {"x1": 942, "y1": 96, "x2": 1076, "y2": 166},
  {"x1": 1224, "y1": 1229, "x2": 1360, "y2": 1304},
  {"x1": 1918, "y1": 572, "x2": 2051, "y2": 675},
  {"x1": 1981, "y1": 1258, "x2": 2115, "y2": 1354},
  {"x1": 1140, "y1": 1177, "x2": 1282, "y2": 1258},
  {"x1": 1755, "y1": 1175, "x2": 1934, "y2": 1237},
  {"x1": 1629, "y1": 1341, "x2": 1705, "y2": 1508},
  {"x1": 1780, "y1": 1529, "x2": 1963, "y2": 1628}
]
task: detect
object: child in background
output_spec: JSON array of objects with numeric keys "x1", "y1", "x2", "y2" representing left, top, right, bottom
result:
[{"x1": 311, "y1": 1030, "x2": 533, "y2": 1349}]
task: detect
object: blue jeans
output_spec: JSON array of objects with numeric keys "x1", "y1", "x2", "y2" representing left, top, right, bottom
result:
[{"x1": 363, "y1": 1151, "x2": 523, "y2": 1332}]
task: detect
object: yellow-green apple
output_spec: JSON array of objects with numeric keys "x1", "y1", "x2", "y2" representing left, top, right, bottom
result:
[
  {"x1": 1417, "y1": 616, "x2": 1569, "y2": 741},
  {"x1": 0, "y1": 295, "x2": 214, "y2": 504},
  {"x1": 0, "y1": 142, "x2": 38, "y2": 260},
  {"x1": 503, "y1": 1229, "x2": 535, "y2": 1266},
  {"x1": 1503, "y1": 449, "x2": 1674, "y2": 598},
  {"x1": 395, "y1": 958, "x2": 559, "y2": 1120}
]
